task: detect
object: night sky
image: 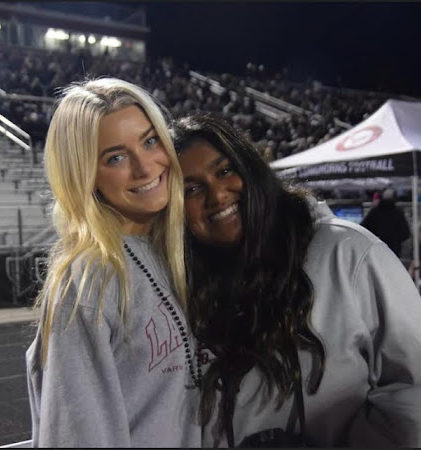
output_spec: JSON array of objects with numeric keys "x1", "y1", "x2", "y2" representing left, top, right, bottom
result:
[{"x1": 29, "y1": 1, "x2": 421, "y2": 97}]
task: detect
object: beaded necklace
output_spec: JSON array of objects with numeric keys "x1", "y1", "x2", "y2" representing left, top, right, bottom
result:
[{"x1": 123, "y1": 241, "x2": 202, "y2": 389}]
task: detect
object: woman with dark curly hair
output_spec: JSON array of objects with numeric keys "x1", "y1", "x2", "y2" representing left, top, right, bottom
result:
[{"x1": 172, "y1": 113, "x2": 421, "y2": 448}]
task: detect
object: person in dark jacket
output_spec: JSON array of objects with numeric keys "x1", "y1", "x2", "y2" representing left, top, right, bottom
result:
[{"x1": 361, "y1": 188, "x2": 410, "y2": 257}]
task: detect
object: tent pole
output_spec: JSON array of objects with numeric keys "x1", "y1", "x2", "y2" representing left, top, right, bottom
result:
[{"x1": 412, "y1": 175, "x2": 420, "y2": 291}]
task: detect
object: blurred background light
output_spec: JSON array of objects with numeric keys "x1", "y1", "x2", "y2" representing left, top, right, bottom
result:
[
  {"x1": 45, "y1": 28, "x2": 69, "y2": 40},
  {"x1": 100, "y1": 36, "x2": 121, "y2": 47}
]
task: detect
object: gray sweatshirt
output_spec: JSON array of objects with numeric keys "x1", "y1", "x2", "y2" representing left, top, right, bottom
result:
[
  {"x1": 202, "y1": 200, "x2": 421, "y2": 447},
  {"x1": 26, "y1": 235, "x2": 202, "y2": 448}
]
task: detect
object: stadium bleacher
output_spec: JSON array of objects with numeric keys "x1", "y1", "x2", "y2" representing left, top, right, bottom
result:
[{"x1": 3, "y1": 40, "x2": 414, "y2": 165}]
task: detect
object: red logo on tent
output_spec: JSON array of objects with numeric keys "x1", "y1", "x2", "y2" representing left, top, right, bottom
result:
[{"x1": 336, "y1": 126, "x2": 382, "y2": 151}]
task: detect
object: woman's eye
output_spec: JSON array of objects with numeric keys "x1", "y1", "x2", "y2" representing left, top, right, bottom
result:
[
  {"x1": 145, "y1": 135, "x2": 160, "y2": 148},
  {"x1": 218, "y1": 166, "x2": 234, "y2": 177},
  {"x1": 184, "y1": 184, "x2": 202, "y2": 198},
  {"x1": 107, "y1": 154, "x2": 125, "y2": 165}
]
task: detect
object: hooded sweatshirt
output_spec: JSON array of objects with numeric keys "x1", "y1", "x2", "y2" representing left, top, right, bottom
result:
[
  {"x1": 202, "y1": 199, "x2": 421, "y2": 447},
  {"x1": 26, "y1": 235, "x2": 201, "y2": 448}
]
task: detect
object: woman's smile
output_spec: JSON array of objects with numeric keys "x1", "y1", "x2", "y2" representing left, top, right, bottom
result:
[
  {"x1": 208, "y1": 202, "x2": 239, "y2": 223},
  {"x1": 128, "y1": 170, "x2": 167, "y2": 195}
]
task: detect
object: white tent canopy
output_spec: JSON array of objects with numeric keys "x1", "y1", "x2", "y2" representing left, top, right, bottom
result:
[
  {"x1": 271, "y1": 99, "x2": 421, "y2": 175},
  {"x1": 270, "y1": 99, "x2": 421, "y2": 287}
]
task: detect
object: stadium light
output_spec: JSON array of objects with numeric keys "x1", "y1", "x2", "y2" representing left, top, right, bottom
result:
[
  {"x1": 100, "y1": 36, "x2": 122, "y2": 48},
  {"x1": 46, "y1": 28, "x2": 69, "y2": 40},
  {"x1": 88, "y1": 35, "x2": 96, "y2": 44},
  {"x1": 78, "y1": 34, "x2": 86, "y2": 44}
]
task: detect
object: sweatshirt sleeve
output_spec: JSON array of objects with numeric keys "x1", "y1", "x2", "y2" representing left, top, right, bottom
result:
[
  {"x1": 29, "y1": 289, "x2": 131, "y2": 448},
  {"x1": 348, "y1": 241, "x2": 421, "y2": 447}
]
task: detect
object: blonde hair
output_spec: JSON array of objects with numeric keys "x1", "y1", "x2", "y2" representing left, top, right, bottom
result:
[{"x1": 37, "y1": 78, "x2": 186, "y2": 365}]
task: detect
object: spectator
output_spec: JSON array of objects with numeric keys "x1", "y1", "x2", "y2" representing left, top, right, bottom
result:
[
  {"x1": 361, "y1": 188, "x2": 410, "y2": 257},
  {"x1": 173, "y1": 113, "x2": 421, "y2": 447},
  {"x1": 26, "y1": 78, "x2": 201, "y2": 447},
  {"x1": 0, "y1": 44, "x2": 410, "y2": 161}
]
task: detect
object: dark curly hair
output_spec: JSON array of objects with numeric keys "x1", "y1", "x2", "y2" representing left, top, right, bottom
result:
[{"x1": 172, "y1": 113, "x2": 325, "y2": 446}]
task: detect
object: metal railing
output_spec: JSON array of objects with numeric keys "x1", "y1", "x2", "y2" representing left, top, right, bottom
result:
[
  {"x1": 0, "y1": 113, "x2": 35, "y2": 163},
  {"x1": 4, "y1": 225, "x2": 55, "y2": 305}
]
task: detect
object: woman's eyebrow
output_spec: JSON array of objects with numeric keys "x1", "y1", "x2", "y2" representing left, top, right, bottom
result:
[
  {"x1": 100, "y1": 144, "x2": 125, "y2": 158},
  {"x1": 183, "y1": 175, "x2": 199, "y2": 183},
  {"x1": 208, "y1": 155, "x2": 228, "y2": 169},
  {"x1": 183, "y1": 155, "x2": 228, "y2": 183},
  {"x1": 99, "y1": 126, "x2": 155, "y2": 158}
]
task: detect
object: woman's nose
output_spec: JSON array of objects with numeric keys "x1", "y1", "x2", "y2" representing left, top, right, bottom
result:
[
  {"x1": 131, "y1": 151, "x2": 152, "y2": 178},
  {"x1": 206, "y1": 183, "x2": 228, "y2": 207}
]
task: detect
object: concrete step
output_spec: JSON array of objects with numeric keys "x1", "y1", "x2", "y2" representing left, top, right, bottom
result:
[{"x1": 0, "y1": 228, "x2": 50, "y2": 246}]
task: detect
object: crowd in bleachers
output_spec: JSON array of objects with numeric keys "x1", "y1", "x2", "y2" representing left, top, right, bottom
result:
[
  {"x1": 0, "y1": 44, "x2": 414, "y2": 162},
  {"x1": 204, "y1": 66, "x2": 398, "y2": 158},
  {"x1": 0, "y1": 42, "x2": 419, "y2": 307}
]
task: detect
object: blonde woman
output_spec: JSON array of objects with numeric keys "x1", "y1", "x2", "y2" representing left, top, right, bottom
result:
[{"x1": 26, "y1": 78, "x2": 201, "y2": 447}]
